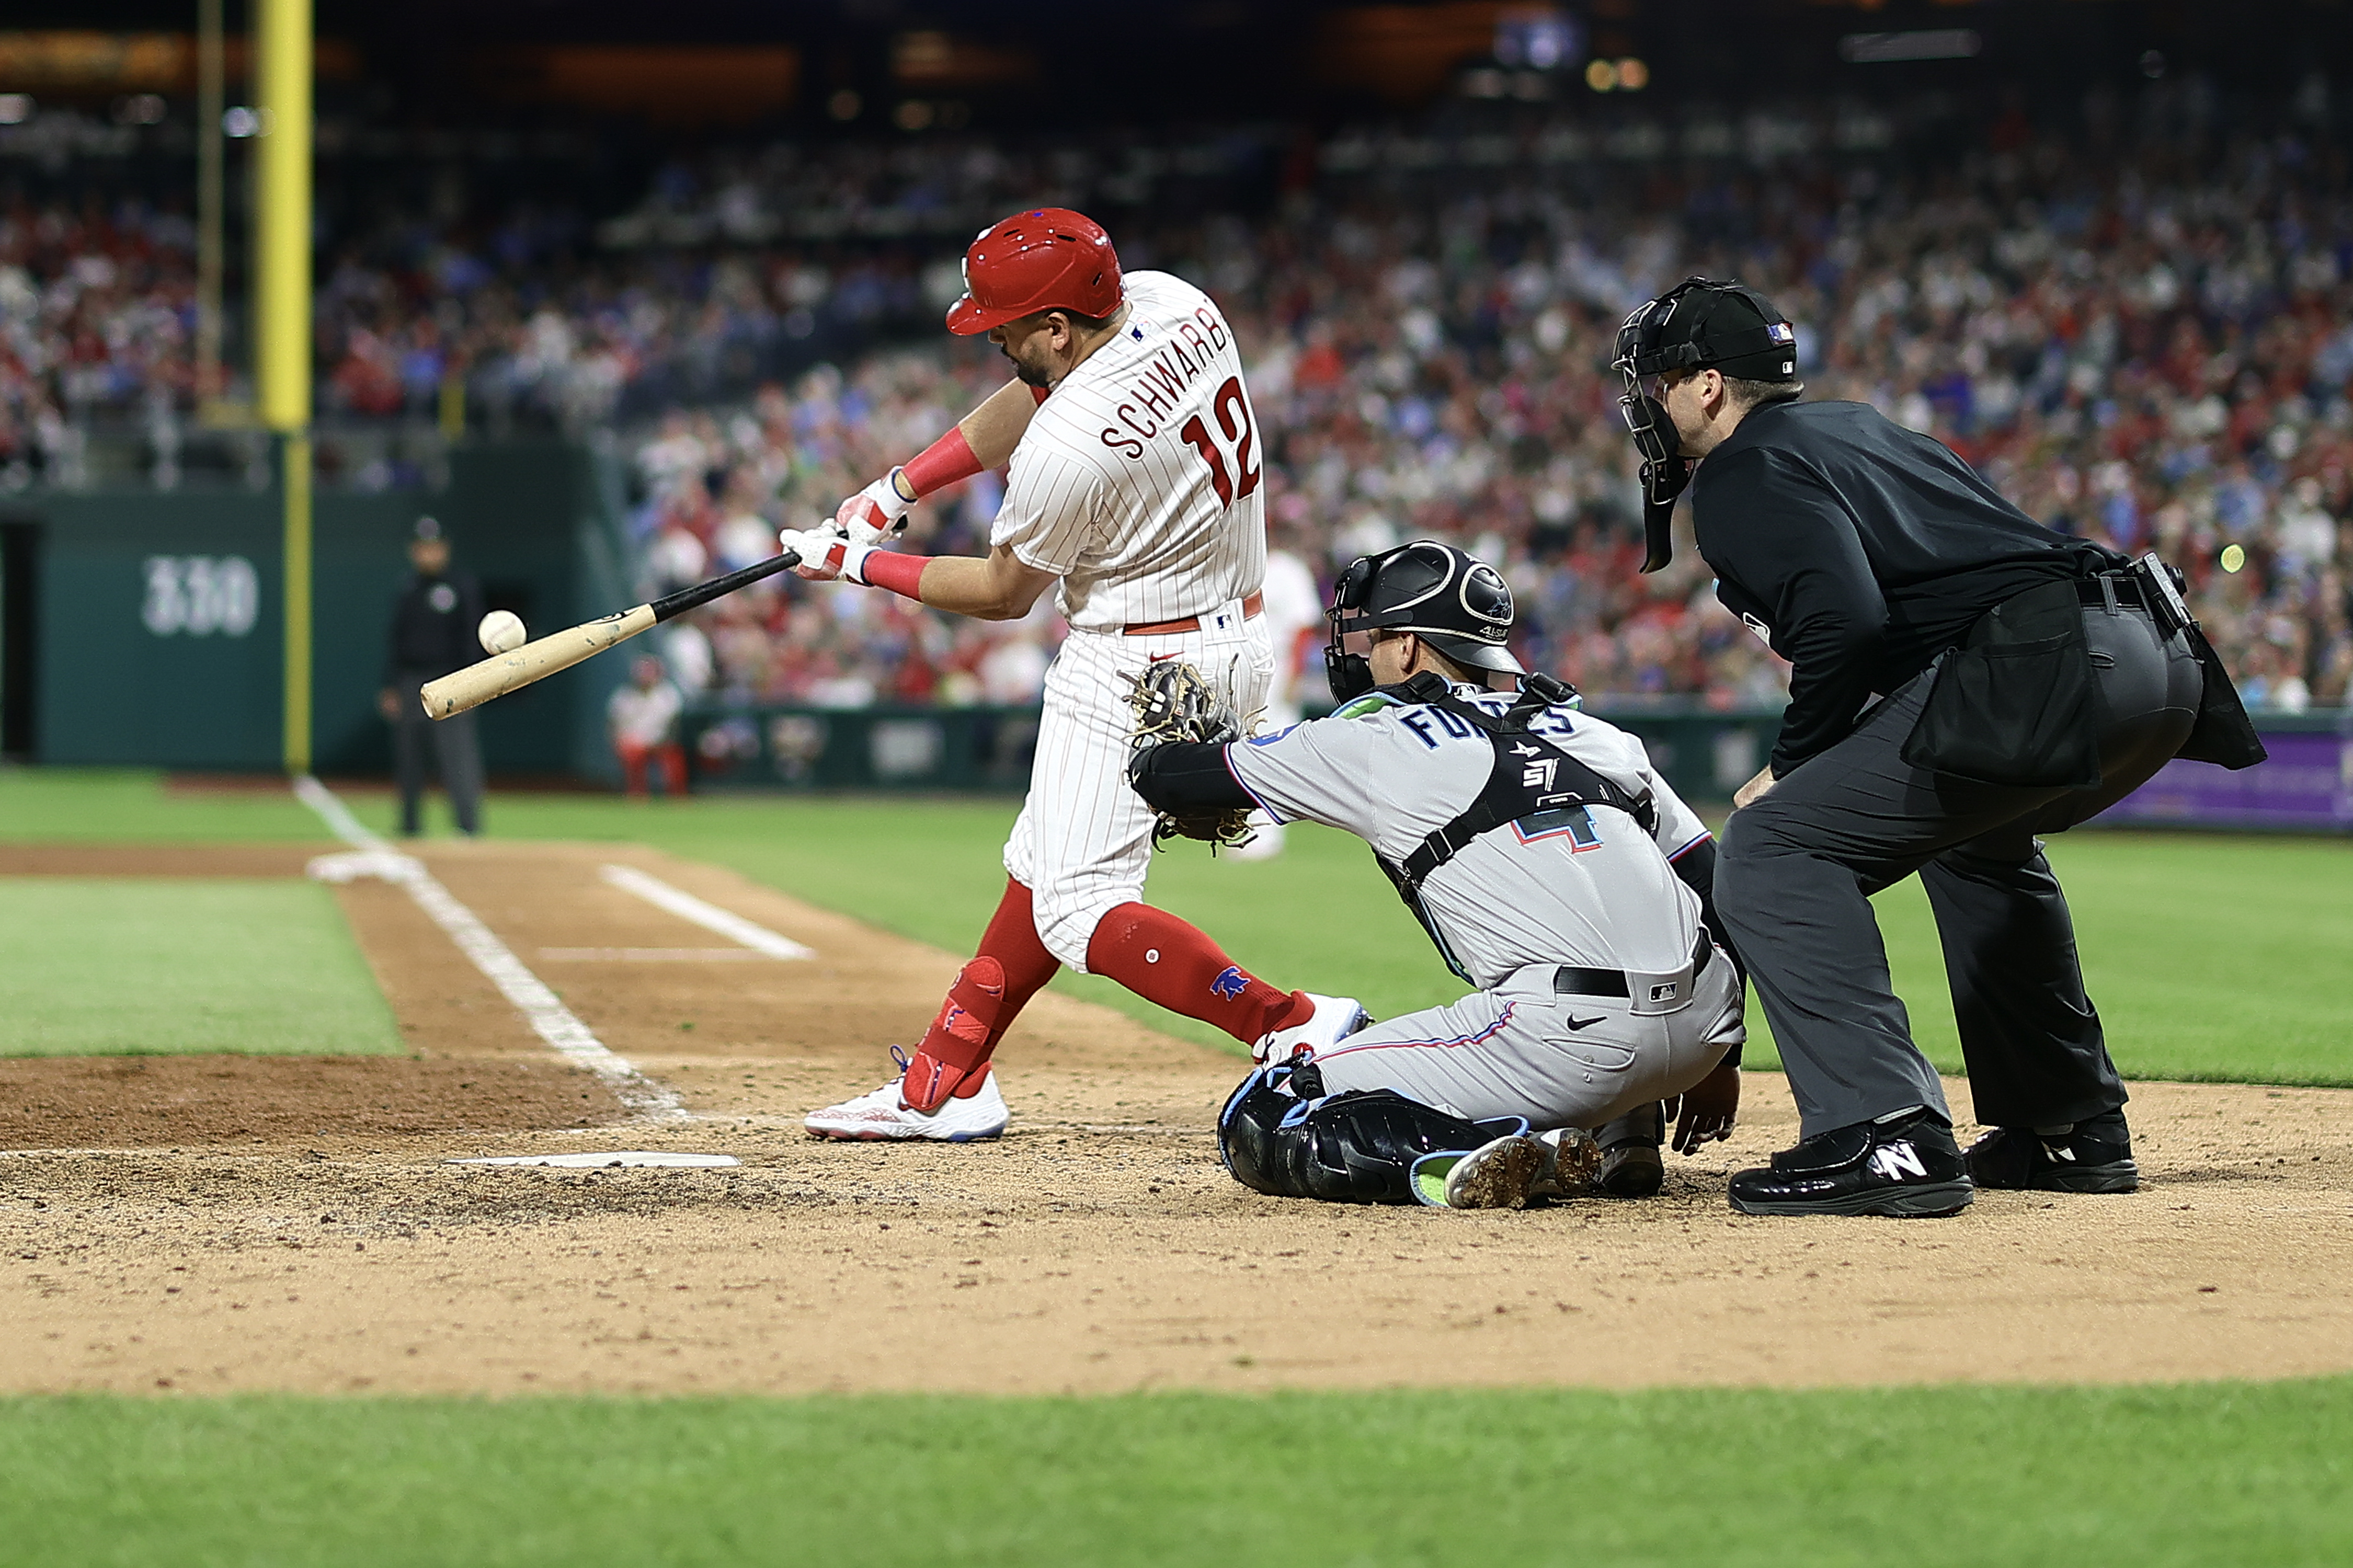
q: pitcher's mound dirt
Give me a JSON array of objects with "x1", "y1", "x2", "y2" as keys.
[{"x1": 1, "y1": 839, "x2": 2347, "y2": 1398}]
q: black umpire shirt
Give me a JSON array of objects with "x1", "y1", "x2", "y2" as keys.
[
  {"x1": 1690, "y1": 398, "x2": 2121, "y2": 775},
  {"x1": 386, "y1": 569, "x2": 486, "y2": 684}
]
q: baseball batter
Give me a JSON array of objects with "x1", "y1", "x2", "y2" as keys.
[
  {"x1": 1127, "y1": 543, "x2": 1747, "y2": 1208},
  {"x1": 784, "y1": 209, "x2": 1363, "y2": 1140}
]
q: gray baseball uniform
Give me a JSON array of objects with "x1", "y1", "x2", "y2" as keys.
[{"x1": 1225, "y1": 682, "x2": 1743, "y2": 1129}]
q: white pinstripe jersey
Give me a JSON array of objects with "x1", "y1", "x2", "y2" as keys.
[
  {"x1": 1227, "y1": 685, "x2": 1715, "y2": 986},
  {"x1": 990, "y1": 270, "x2": 1267, "y2": 632}
]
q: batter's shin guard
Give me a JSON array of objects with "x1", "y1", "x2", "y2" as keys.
[{"x1": 900, "y1": 958, "x2": 1007, "y2": 1113}]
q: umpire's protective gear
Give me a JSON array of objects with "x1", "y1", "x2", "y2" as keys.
[
  {"x1": 1613, "y1": 277, "x2": 1800, "y2": 572},
  {"x1": 1325, "y1": 540, "x2": 1524, "y2": 701},
  {"x1": 1218, "y1": 1060, "x2": 1526, "y2": 1204}
]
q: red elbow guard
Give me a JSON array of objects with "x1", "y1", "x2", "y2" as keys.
[{"x1": 899, "y1": 426, "x2": 984, "y2": 499}]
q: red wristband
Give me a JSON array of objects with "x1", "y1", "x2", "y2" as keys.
[
  {"x1": 899, "y1": 426, "x2": 983, "y2": 499},
  {"x1": 861, "y1": 550, "x2": 930, "y2": 600}
]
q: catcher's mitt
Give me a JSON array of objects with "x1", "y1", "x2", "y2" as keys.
[{"x1": 1125, "y1": 660, "x2": 1255, "y2": 851}]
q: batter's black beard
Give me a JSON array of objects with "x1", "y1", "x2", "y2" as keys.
[{"x1": 1010, "y1": 357, "x2": 1054, "y2": 389}]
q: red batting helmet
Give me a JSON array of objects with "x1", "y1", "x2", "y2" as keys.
[{"x1": 944, "y1": 208, "x2": 1124, "y2": 336}]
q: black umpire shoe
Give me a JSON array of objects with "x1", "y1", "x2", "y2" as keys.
[
  {"x1": 1964, "y1": 1110, "x2": 2139, "y2": 1194},
  {"x1": 1728, "y1": 1110, "x2": 1974, "y2": 1218}
]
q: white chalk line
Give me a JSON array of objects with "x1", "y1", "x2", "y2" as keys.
[
  {"x1": 597, "y1": 863, "x2": 816, "y2": 959},
  {"x1": 451, "y1": 1151, "x2": 740, "y2": 1169},
  {"x1": 538, "y1": 947, "x2": 779, "y2": 963},
  {"x1": 293, "y1": 777, "x2": 684, "y2": 1120},
  {"x1": 707, "y1": 1111, "x2": 1213, "y2": 1137}
]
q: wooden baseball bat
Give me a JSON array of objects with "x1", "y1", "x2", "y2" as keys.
[{"x1": 419, "y1": 548, "x2": 803, "y2": 720}]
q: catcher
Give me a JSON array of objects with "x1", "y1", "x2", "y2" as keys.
[{"x1": 1126, "y1": 542, "x2": 1747, "y2": 1209}]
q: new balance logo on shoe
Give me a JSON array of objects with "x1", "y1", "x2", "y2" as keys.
[
  {"x1": 2042, "y1": 1141, "x2": 2078, "y2": 1162},
  {"x1": 1868, "y1": 1142, "x2": 1929, "y2": 1182}
]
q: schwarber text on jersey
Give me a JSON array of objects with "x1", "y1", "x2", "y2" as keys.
[{"x1": 1099, "y1": 297, "x2": 1254, "y2": 505}]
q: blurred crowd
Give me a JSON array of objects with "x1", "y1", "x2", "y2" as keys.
[
  {"x1": 8, "y1": 81, "x2": 2352, "y2": 708},
  {"x1": 620, "y1": 100, "x2": 2353, "y2": 711}
]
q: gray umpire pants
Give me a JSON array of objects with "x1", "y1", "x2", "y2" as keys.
[
  {"x1": 393, "y1": 670, "x2": 484, "y2": 837},
  {"x1": 1716, "y1": 602, "x2": 2202, "y2": 1139}
]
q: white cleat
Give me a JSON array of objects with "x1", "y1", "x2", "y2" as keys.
[
  {"x1": 1251, "y1": 992, "x2": 1372, "y2": 1066},
  {"x1": 1412, "y1": 1134, "x2": 1544, "y2": 1209},
  {"x1": 1410, "y1": 1127, "x2": 1602, "y2": 1210},
  {"x1": 804, "y1": 1062, "x2": 1010, "y2": 1142},
  {"x1": 1530, "y1": 1126, "x2": 1603, "y2": 1198}
]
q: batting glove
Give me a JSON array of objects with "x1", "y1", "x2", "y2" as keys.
[
  {"x1": 833, "y1": 470, "x2": 917, "y2": 540},
  {"x1": 778, "y1": 527, "x2": 875, "y2": 586}
]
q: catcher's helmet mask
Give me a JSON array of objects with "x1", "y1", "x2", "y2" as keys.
[
  {"x1": 1325, "y1": 540, "x2": 1525, "y2": 702},
  {"x1": 1612, "y1": 276, "x2": 1799, "y2": 573}
]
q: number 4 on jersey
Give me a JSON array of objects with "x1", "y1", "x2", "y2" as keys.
[{"x1": 1180, "y1": 375, "x2": 1261, "y2": 509}]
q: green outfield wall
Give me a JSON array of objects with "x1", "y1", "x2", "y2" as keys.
[{"x1": 2, "y1": 440, "x2": 634, "y2": 779}]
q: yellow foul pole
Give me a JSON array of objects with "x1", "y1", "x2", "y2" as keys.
[{"x1": 257, "y1": 0, "x2": 313, "y2": 773}]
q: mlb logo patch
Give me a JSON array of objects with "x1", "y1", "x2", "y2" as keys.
[
  {"x1": 1648, "y1": 982, "x2": 1678, "y2": 1003},
  {"x1": 1767, "y1": 323, "x2": 1795, "y2": 344}
]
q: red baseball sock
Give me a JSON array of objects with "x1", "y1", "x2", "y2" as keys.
[
  {"x1": 900, "y1": 879, "x2": 1060, "y2": 1112},
  {"x1": 1084, "y1": 902, "x2": 1311, "y2": 1045},
  {"x1": 975, "y1": 878, "x2": 1060, "y2": 1046}
]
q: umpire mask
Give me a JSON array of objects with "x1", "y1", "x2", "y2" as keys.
[
  {"x1": 1325, "y1": 540, "x2": 1525, "y2": 702},
  {"x1": 1612, "y1": 277, "x2": 1799, "y2": 572}
]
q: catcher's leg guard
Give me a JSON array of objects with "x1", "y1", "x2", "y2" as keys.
[
  {"x1": 900, "y1": 958, "x2": 1007, "y2": 1113},
  {"x1": 1217, "y1": 1061, "x2": 1528, "y2": 1204}
]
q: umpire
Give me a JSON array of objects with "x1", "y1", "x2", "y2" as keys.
[
  {"x1": 1609, "y1": 277, "x2": 2263, "y2": 1218},
  {"x1": 378, "y1": 516, "x2": 486, "y2": 837}
]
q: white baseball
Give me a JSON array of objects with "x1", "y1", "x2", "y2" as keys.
[{"x1": 478, "y1": 609, "x2": 527, "y2": 654}]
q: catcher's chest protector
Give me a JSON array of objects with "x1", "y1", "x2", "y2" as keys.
[{"x1": 1373, "y1": 676, "x2": 1659, "y2": 980}]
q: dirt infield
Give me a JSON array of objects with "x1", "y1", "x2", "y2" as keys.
[{"x1": 1, "y1": 839, "x2": 2348, "y2": 1397}]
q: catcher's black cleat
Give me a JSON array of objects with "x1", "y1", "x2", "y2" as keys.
[
  {"x1": 1964, "y1": 1111, "x2": 2139, "y2": 1194},
  {"x1": 1594, "y1": 1102, "x2": 1665, "y2": 1198},
  {"x1": 1729, "y1": 1109, "x2": 1973, "y2": 1218}
]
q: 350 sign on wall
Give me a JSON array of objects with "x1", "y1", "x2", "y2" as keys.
[{"x1": 142, "y1": 555, "x2": 260, "y2": 638}]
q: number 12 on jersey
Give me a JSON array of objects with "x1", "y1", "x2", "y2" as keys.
[{"x1": 1180, "y1": 375, "x2": 1261, "y2": 509}]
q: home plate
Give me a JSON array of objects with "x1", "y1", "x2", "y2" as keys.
[{"x1": 451, "y1": 1151, "x2": 742, "y2": 1169}]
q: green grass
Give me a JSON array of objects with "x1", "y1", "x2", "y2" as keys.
[
  {"x1": 2, "y1": 773, "x2": 2347, "y2": 1555},
  {"x1": 5, "y1": 1381, "x2": 2349, "y2": 1566},
  {"x1": 0, "y1": 768, "x2": 327, "y2": 842},
  {"x1": 0, "y1": 878, "x2": 404, "y2": 1057},
  {"x1": 473, "y1": 792, "x2": 2353, "y2": 1087},
  {"x1": 5, "y1": 770, "x2": 2348, "y2": 1084}
]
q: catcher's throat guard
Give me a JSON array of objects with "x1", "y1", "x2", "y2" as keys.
[{"x1": 1612, "y1": 276, "x2": 1800, "y2": 573}]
